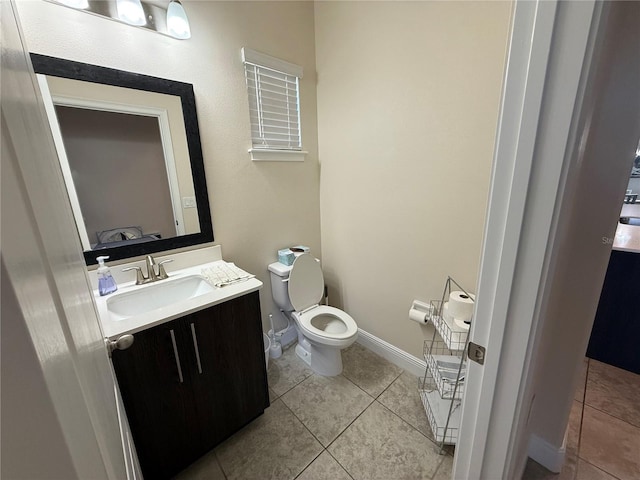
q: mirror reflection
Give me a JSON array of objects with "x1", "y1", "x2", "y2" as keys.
[
  {"x1": 31, "y1": 54, "x2": 213, "y2": 264},
  {"x1": 625, "y1": 148, "x2": 640, "y2": 204}
]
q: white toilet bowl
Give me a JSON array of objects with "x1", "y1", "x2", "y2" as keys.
[
  {"x1": 293, "y1": 305, "x2": 358, "y2": 376},
  {"x1": 268, "y1": 253, "x2": 358, "y2": 376}
]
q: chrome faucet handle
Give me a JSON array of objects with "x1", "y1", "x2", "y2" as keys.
[
  {"x1": 157, "y1": 259, "x2": 173, "y2": 280},
  {"x1": 145, "y1": 255, "x2": 158, "y2": 280},
  {"x1": 122, "y1": 266, "x2": 148, "y2": 285}
]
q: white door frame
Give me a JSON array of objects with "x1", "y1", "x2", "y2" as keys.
[
  {"x1": 453, "y1": 2, "x2": 559, "y2": 475},
  {"x1": 454, "y1": 0, "x2": 603, "y2": 478}
]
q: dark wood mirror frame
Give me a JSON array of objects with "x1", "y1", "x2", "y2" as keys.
[{"x1": 30, "y1": 53, "x2": 214, "y2": 265}]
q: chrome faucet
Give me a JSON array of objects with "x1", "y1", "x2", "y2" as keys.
[{"x1": 123, "y1": 255, "x2": 173, "y2": 285}]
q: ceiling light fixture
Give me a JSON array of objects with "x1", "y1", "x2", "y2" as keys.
[
  {"x1": 116, "y1": 0, "x2": 146, "y2": 26},
  {"x1": 50, "y1": 0, "x2": 191, "y2": 39},
  {"x1": 166, "y1": 0, "x2": 191, "y2": 40},
  {"x1": 56, "y1": 0, "x2": 89, "y2": 8}
]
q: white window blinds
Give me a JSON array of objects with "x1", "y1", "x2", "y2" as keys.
[{"x1": 242, "y1": 48, "x2": 303, "y2": 152}]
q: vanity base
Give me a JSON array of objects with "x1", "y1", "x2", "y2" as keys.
[
  {"x1": 587, "y1": 250, "x2": 640, "y2": 374},
  {"x1": 112, "y1": 291, "x2": 269, "y2": 479}
]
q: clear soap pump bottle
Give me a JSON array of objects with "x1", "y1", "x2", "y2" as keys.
[{"x1": 97, "y1": 256, "x2": 118, "y2": 296}]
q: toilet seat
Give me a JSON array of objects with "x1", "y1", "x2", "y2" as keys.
[
  {"x1": 288, "y1": 254, "x2": 358, "y2": 347},
  {"x1": 294, "y1": 305, "x2": 358, "y2": 347},
  {"x1": 288, "y1": 253, "x2": 325, "y2": 312}
]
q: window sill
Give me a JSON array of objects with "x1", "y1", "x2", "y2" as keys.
[{"x1": 249, "y1": 149, "x2": 307, "y2": 162}]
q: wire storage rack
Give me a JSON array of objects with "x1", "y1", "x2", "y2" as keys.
[
  {"x1": 423, "y1": 339, "x2": 466, "y2": 400},
  {"x1": 419, "y1": 371, "x2": 462, "y2": 445},
  {"x1": 418, "y1": 276, "x2": 474, "y2": 451}
]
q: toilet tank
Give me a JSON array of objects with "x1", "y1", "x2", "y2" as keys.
[{"x1": 268, "y1": 261, "x2": 293, "y2": 311}]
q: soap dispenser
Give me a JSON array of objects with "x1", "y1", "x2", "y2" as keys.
[{"x1": 97, "y1": 256, "x2": 118, "y2": 296}]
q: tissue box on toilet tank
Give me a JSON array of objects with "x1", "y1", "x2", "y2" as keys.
[{"x1": 278, "y1": 248, "x2": 295, "y2": 266}]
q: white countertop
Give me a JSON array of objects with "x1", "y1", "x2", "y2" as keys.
[
  {"x1": 613, "y1": 204, "x2": 640, "y2": 253},
  {"x1": 93, "y1": 249, "x2": 262, "y2": 339}
]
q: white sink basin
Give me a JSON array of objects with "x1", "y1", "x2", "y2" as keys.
[{"x1": 106, "y1": 275, "x2": 214, "y2": 320}]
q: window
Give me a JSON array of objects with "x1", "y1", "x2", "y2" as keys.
[{"x1": 242, "y1": 48, "x2": 306, "y2": 161}]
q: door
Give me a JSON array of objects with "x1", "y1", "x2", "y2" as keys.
[
  {"x1": 188, "y1": 292, "x2": 269, "y2": 449},
  {"x1": 112, "y1": 319, "x2": 202, "y2": 479},
  {"x1": 1, "y1": 1, "x2": 129, "y2": 478},
  {"x1": 454, "y1": 1, "x2": 640, "y2": 478}
]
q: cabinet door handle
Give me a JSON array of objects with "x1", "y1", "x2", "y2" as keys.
[
  {"x1": 169, "y1": 329, "x2": 184, "y2": 383},
  {"x1": 190, "y1": 323, "x2": 203, "y2": 374}
]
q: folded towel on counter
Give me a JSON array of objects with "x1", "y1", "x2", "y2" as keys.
[{"x1": 201, "y1": 262, "x2": 255, "y2": 287}]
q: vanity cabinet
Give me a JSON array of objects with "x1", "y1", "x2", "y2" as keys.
[
  {"x1": 587, "y1": 250, "x2": 640, "y2": 374},
  {"x1": 111, "y1": 291, "x2": 269, "y2": 479}
]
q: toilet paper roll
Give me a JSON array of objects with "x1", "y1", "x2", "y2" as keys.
[
  {"x1": 454, "y1": 318, "x2": 471, "y2": 331},
  {"x1": 443, "y1": 301, "x2": 454, "y2": 322},
  {"x1": 448, "y1": 291, "x2": 475, "y2": 323},
  {"x1": 409, "y1": 308, "x2": 428, "y2": 324}
]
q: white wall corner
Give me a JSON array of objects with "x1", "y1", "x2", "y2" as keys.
[
  {"x1": 527, "y1": 433, "x2": 566, "y2": 473},
  {"x1": 356, "y1": 328, "x2": 426, "y2": 377}
]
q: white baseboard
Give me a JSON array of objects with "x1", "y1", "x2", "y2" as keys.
[
  {"x1": 356, "y1": 328, "x2": 426, "y2": 377},
  {"x1": 527, "y1": 433, "x2": 566, "y2": 473}
]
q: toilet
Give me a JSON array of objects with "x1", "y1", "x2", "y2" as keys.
[{"x1": 268, "y1": 253, "x2": 358, "y2": 376}]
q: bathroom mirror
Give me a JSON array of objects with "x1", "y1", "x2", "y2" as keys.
[{"x1": 31, "y1": 53, "x2": 213, "y2": 265}]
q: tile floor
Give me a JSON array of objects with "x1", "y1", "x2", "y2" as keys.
[
  {"x1": 523, "y1": 358, "x2": 640, "y2": 480},
  {"x1": 174, "y1": 345, "x2": 640, "y2": 480},
  {"x1": 175, "y1": 343, "x2": 453, "y2": 480}
]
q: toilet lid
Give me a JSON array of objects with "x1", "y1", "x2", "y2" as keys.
[{"x1": 288, "y1": 253, "x2": 324, "y2": 311}]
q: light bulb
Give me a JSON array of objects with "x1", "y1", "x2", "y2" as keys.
[
  {"x1": 167, "y1": 0, "x2": 191, "y2": 39},
  {"x1": 116, "y1": 0, "x2": 146, "y2": 26},
  {"x1": 57, "y1": 0, "x2": 89, "y2": 8}
]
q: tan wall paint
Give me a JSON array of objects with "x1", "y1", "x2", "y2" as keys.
[
  {"x1": 17, "y1": 0, "x2": 321, "y2": 331},
  {"x1": 315, "y1": 1, "x2": 511, "y2": 357}
]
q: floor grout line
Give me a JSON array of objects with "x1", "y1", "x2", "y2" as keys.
[
  {"x1": 278, "y1": 393, "x2": 328, "y2": 449},
  {"x1": 581, "y1": 402, "x2": 640, "y2": 430},
  {"x1": 291, "y1": 448, "x2": 325, "y2": 480},
  {"x1": 325, "y1": 449, "x2": 357, "y2": 480},
  {"x1": 340, "y1": 371, "x2": 381, "y2": 401},
  {"x1": 373, "y1": 368, "x2": 404, "y2": 400},
  {"x1": 280, "y1": 373, "x2": 378, "y2": 480},
  {"x1": 578, "y1": 457, "x2": 624, "y2": 480},
  {"x1": 572, "y1": 358, "x2": 589, "y2": 480},
  {"x1": 262, "y1": 345, "x2": 453, "y2": 479},
  {"x1": 374, "y1": 398, "x2": 446, "y2": 452},
  {"x1": 212, "y1": 450, "x2": 228, "y2": 480},
  {"x1": 428, "y1": 454, "x2": 448, "y2": 480},
  {"x1": 323, "y1": 397, "x2": 378, "y2": 451},
  {"x1": 573, "y1": 357, "x2": 640, "y2": 480},
  {"x1": 276, "y1": 372, "x2": 378, "y2": 450}
]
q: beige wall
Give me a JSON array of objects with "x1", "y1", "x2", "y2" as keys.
[
  {"x1": 315, "y1": 1, "x2": 511, "y2": 357},
  {"x1": 17, "y1": 0, "x2": 321, "y2": 331},
  {"x1": 18, "y1": 1, "x2": 511, "y2": 351}
]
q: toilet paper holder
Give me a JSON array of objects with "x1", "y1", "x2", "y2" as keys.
[
  {"x1": 409, "y1": 300, "x2": 433, "y2": 324},
  {"x1": 411, "y1": 300, "x2": 432, "y2": 315}
]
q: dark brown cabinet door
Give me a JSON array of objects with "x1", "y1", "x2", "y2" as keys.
[
  {"x1": 111, "y1": 319, "x2": 202, "y2": 480},
  {"x1": 185, "y1": 291, "x2": 269, "y2": 449},
  {"x1": 112, "y1": 292, "x2": 269, "y2": 479}
]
